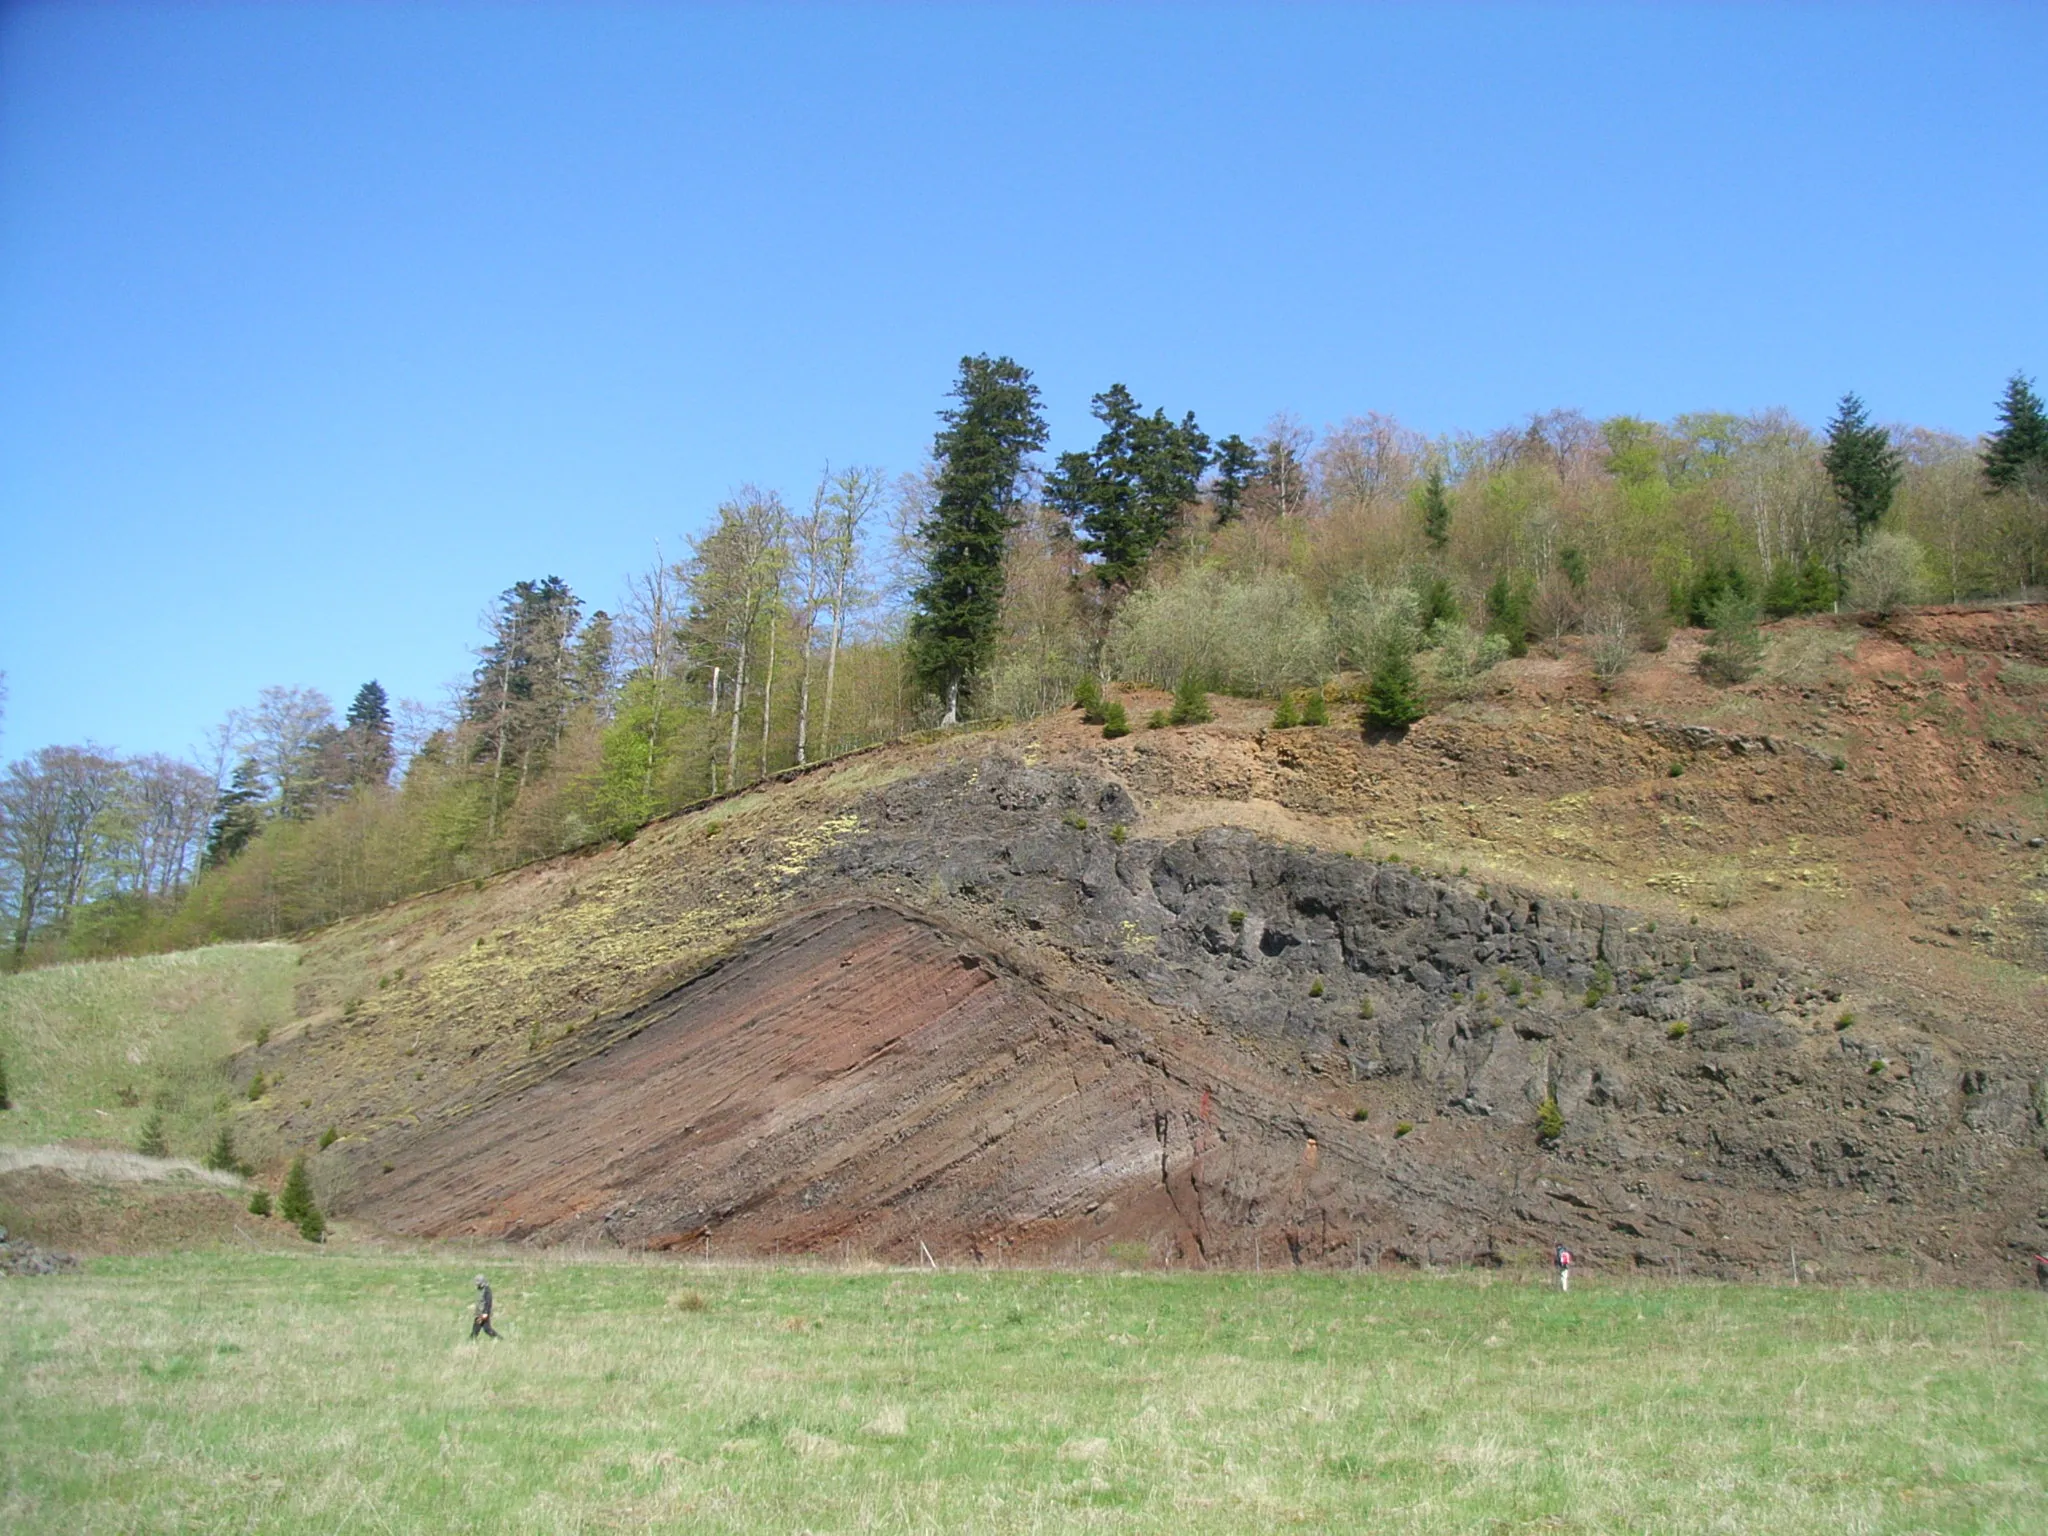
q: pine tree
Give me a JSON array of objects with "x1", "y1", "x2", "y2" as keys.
[
  {"x1": 909, "y1": 356, "x2": 1048, "y2": 724},
  {"x1": 248, "y1": 1187, "x2": 272, "y2": 1217},
  {"x1": 136, "y1": 1112, "x2": 168, "y2": 1158},
  {"x1": 1302, "y1": 689, "x2": 1329, "y2": 727},
  {"x1": 1046, "y1": 384, "x2": 1210, "y2": 590},
  {"x1": 1419, "y1": 463, "x2": 1452, "y2": 554},
  {"x1": 1982, "y1": 372, "x2": 2048, "y2": 492},
  {"x1": 1209, "y1": 434, "x2": 1259, "y2": 525},
  {"x1": 1074, "y1": 675, "x2": 1107, "y2": 725},
  {"x1": 1484, "y1": 572, "x2": 1534, "y2": 657},
  {"x1": 338, "y1": 681, "x2": 395, "y2": 789},
  {"x1": 279, "y1": 1154, "x2": 323, "y2": 1241},
  {"x1": 1168, "y1": 673, "x2": 1214, "y2": 726},
  {"x1": 1270, "y1": 693, "x2": 1298, "y2": 730},
  {"x1": 1362, "y1": 647, "x2": 1428, "y2": 732},
  {"x1": 1822, "y1": 392, "x2": 1903, "y2": 543},
  {"x1": 203, "y1": 1125, "x2": 243, "y2": 1174},
  {"x1": 201, "y1": 759, "x2": 265, "y2": 868},
  {"x1": 1101, "y1": 700, "x2": 1130, "y2": 740}
]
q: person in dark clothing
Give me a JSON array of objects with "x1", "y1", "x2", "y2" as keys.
[
  {"x1": 2033, "y1": 1254, "x2": 2048, "y2": 1291},
  {"x1": 471, "y1": 1274, "x2": 500, "y2": 1339}
]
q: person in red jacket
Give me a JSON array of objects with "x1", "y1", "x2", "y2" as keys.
[{"x1": 1554, "y1": 1243, "x2": 1574, "y2": 1292}]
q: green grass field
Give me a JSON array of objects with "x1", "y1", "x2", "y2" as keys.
[
  {"x1": 4, "y1": 1251, "x2": 2042, "y2": 1534},
  {"x1": 0, "y1": 944, "x2": 297, "y2": 1154}
]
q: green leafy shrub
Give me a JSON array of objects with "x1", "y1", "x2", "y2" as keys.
[
  {"x1": 1301, "y1": 689, "x2": 1328, "y2": 726},
  {"x1": 1351, "y1": 1107, "x2": 1369, "y2": 1122},
  {"x1": 1308, "y1": 978, "x2": 1324, "y2": 998},
  {"x1": 1109, "y1": 823, "x2": 1128, "y2": 845},
  {"x1": 136, "y1": 1112, "x2": 169, "y2": 1159},
  {"x1": 318, "y1": 1125, "x2": 338, "y2": 1150},
  {"x1": 1667, "y1": 1021, "x2": 1690, "y2": 1039},
  {"x1": 246, "y1": 1071, "x2": 266, "y2": 1101},
  {"x1": 1101, "y1": 700, "x2": 1130, "y2": 739},
  {"x1": 1536, "y1": 1096, "x2": 1566, "y2": 1143},
  {"x1": 1146, "y1": 709, "x2": 1169, "y2": 729},
  {"x1": 1393, "y1": 1121, "x2": 1413, "y2": 1138},
  {"x1": 248, "y1": 1188, "x2": 272, "y2": 1217},
  {"x1": 1271, "y1": 692, "x2": 1299, "y2": 729},
  {"x1": 1835, "y1": 1011, "x2": 1856, "y2": 1030},
  {"x1": 1584, "y1": 962, "x2": 1614, "y2": 1008},
  {"x1": 1358, "y1": 998, "x2": 1375, "y2": 1019},
  {"x1": 1062, "y1": 811, "x2": 1088, "y2": 831},
  {"x1": 1228, "y1": 910, "x2": 1246, "y2": 928}
]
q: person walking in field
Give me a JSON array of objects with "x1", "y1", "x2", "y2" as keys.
[
  {"x1": 471, "y1": 1274, "x2": 501, "y2": 1339},
  {"x1": 1554, "y1": 1243, "x2": 1573, "y2": 1292}
]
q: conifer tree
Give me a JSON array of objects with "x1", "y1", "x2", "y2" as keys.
[
  {"x1": 137, "y1": 1112, "x2": 168, "y2": 1158},
  {"x1": 1302, "y1": 689, "x2": 1329, "y2": 727},
  {"x1": 338, "y1": 681, "x2": 395, "y2": 789},
  {"x1": 1270, "y1": 692, "x2": 1298, "y2": 730},
  {"x1": 1982, "y1": 372, "x2": 2048, "y2": 491},
  {"x1": 1046, "y1": 383, "x2": 1210, "y2": 590},
  {"x1": 248, "y1": 1188, "x2": 272, "y2": 1217},
  {"x1": 1362, "y1": 647, "x2": 1427, "y2": 732},
  {"x1": 1419, "y1": 463, "x2": 1452, "y2": 554},
  {"x1": 1210, "y1": 434, "x2": 1259, "y2": 526},
  {"x1": 201, "y1": 759, "x2": 265, "y2": 868},
  {"x1": 1822, "y1": 392, "x2": 1903, "y2": 542},
  {"x1": 279, "y1": 1154, "x2": 323, "y2": 1241},
  {"x1": 1100, "y1": 700, "x2": 1130, "y2": 740},
  {"x1": 1168, "y1": 672, "x2": 1214, "y2": 726},
  {"x1": 203, "y1": 1125, "x2": 243, "y2": 1174},
  {"x1": 909, "y1": 355, "x2": 1047, "y2": 724}
]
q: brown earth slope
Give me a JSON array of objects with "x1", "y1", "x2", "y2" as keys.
[{"x1": 240, "y1": 609, "x2": 2048, "y2": 1284}]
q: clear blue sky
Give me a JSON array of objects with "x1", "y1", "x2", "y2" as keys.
[{"x1": 3, "y1": 2, "x2": 2043, "y2": 762}]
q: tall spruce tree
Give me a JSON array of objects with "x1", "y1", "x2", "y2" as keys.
[
  {"x1": 338, "y1": 681, "x2": 395, "y2": 789},
  {"x1": 1822, "y1": 392, "x2": 1903, "y2": 543},
  {"x1": 201, "y1": 760, "x2": 265, "y2": 868},
  {"x1": 467, "y1": 577, "x2": 582, "y2": 836},
  {"x1": 1210, "y1": 434, "x2": 1259, "y2": 526},
  {"x1": 909, "y1": 355, "x2": 1047, "y2": 725},
  {"x1": 1045, "y1": 384, "x2": 1210, "y2": 590},
  {"x1": 1419, "y1": 463, "x2": 1452, "y2": 554},
  {"x1": 1982, "y1": 372, "x2": 2048, "y2": 491}
]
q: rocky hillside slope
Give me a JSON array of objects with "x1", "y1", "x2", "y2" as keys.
[{"x1": 243, "y1": 608, "x2": 2048, "y2": 1283}]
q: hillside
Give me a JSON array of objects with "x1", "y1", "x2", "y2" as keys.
[{"x1": 148, "y1": 609, "x2": 2048, "y2": 1282}]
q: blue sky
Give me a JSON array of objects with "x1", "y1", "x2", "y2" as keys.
[{"x1": 3, "y1": 2, "x2": 2043, "y2": 762}]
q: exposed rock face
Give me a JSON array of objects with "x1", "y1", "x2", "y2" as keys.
[
  {"x1": 346, "y1": 749, "x2": 2048, "y2": 1285},
  {"x1": 0, "y1": 1228, "x2": 80, "y2": 1277}
]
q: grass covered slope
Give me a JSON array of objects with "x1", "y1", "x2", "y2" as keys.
[
  {"x1": 3, "y1": 1253, "x2": 2043, "y2": 1534},
  {"x1": 0, "y1": 945, "x2": 297, "y2": 1154}
]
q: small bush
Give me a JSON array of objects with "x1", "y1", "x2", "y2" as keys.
[
  {"x1": 1844, "y1": 531, "x2": 1928, "y2": 618},
  {"x1": 1101, "y1": 700, "x2": 1130, "y2": 739},
  {"x1": 254, "y1": 1024, "x2": 270, "y2": 1047},
  {"x1": 136, "y1": 1113, "x2": 169, "y2": 1159},
  {"x1": 1271, "y1": 692, "x2": 1299, "y2": 729},
  {"x1": 1393, "y1": 1121, "x2": 1414, "y2": 1138},
  {"x1": 1301, "y1": 689, "x2": 1329, "y2": 726},
  {"x1": 1536, "y1": 1095, "x2": 1566, "y2": 1143},
  {"x1": 1074, "y1": 675, "x2": 1107, "y2": 725},
  {"x1": 1835, "y1": 1010, "x2": 1856, "y2": 1030},
  {"x1": 1583, "y1": 962, "x2": 1614, "y2": 1008},
  {"x1": 1351, "y1": 1107, "x2": 1369, "y2": 1122},
  {"x1": 1109, "y1": 823, "x2": 1128, "y2": 845},
  {"x1": 246, "y1": 1071, "x2": 266, "y2": 1102},
  {"x1": 1667, "y1": 761, "x2": 1685, "y2": 777},
  {"x1": 1146, "y1": 709, "x2": 1169, "y2": 730},
  {"x1": 1228, "y1": 910, "x2": 1246, "y2": 928},
  {"x1": 1308, "y1": 978, "x2": 1325, "y2": 998},
  {"x1": 1867, "y1": 1058, "x2": 1888, "y2": 1076},
  {"x1": 1667, "y1": 1021, "x2": 1690, "y2": 1040},
  {"x1": 248, "y1": 1189, "x2": 273, "y2": 1217},
  {"x1": 1168, "y1": 672, "x2": 1214, "y2": 726},
  {"x1": 318, "y1": 1125, "x2": 338, "y2": 1150},
  {"x1": 203, "y1": 1126, "x2": 244, "y2": 1175},
  {"x1": 1699, "y1": 590, "x2": 1763, "y2": 685},
  {"x1": 1830, "y1": 754, "x2": 1847, "y2": 773},
  {"x1": 1062, "y1": 811, "x2": 1088, "y2": 831},
  {"x1": 669, "y1": 1290, "x2": 709, "y2": 1313},
  {"x1": 341, "y1": 998, "x2": 362, "y2": 1022},
  {"x1": 1358, "y1": 998, "x2": 1375, "y2": 1019}
]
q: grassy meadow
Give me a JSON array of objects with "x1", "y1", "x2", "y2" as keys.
[
  {"x1": 0, "y1": 944, "x2": 297, "y2": 1155},
  {"x1": 3, "y1": 1250, "x2": 2042, "y2": 1534}
]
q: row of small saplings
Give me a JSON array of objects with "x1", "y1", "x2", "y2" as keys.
[{"x1": 173, "y1": 1121, "x2": 332, "y2": 1242}]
